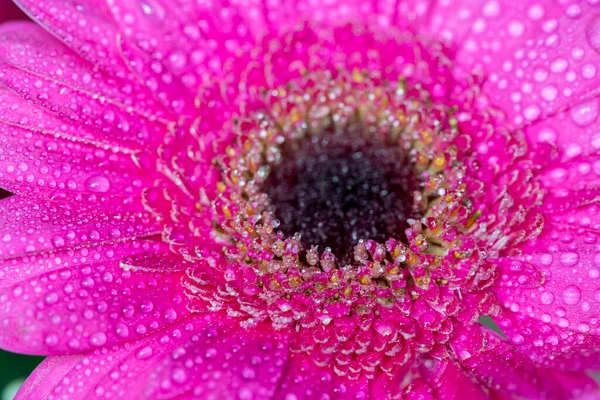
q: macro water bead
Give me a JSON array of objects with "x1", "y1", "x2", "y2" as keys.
[{"x1": 0, "y1": 0, "x2": 600, "y2": 399}]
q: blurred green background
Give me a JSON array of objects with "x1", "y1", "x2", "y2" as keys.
[{"x1": 0, "y1": 351, "x2": 43, "y2": 400}]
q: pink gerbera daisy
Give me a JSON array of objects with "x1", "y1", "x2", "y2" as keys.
[{"x1": 1, "y1": 0, "x2": 599, "y2": 398}]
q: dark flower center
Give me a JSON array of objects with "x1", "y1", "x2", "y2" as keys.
[{"x1": 264, "y1": 125, "x2": 417, "y2": 264}]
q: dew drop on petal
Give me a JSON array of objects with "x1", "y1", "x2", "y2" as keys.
[
  {"x1": 528, "y1": 5, "x2": 544, "y2": 20},
  {"x1": 137, "y1": 346, "x2": 154, "y2": 359},
  {"x1": 559, "y1": 252, "x2": 579, "y2": 267},
  {"x1": 541, "y1": 86, "x2": 558, "y2": 101},
  {"x1": 85, "y1": 176, "x2": 111, "y2": 193},
  {"x1": 205, "y1": 348, "x2": 217, "y2": 358},
  {"x1": 508, "y1": 21, "x2": 525, "y2": 37},
  {"x1": 45, "y1": 292, "x2": 59, "y2": 305},
  {"x1": 524, "y1": 105, "x2": 541, "y2": 120},
  {"x1": 562, "y1": 286, "x2": 581, "y2": 305},
  {"x1": 45, "y1": 333, "x2": 59, "y2": 347},
  {"x1": 585, "y1": 16, "x2": 600, "y2": 54},
  {"x1": 51, "y1": 235, "x2": 66, "y2": 248},
  {"x1": 540, "y1": 291, "x2": 555, "y2": 305},
  {"x1": 89, "y1": 331, "x2": 107, "y2": 346},
  {"x1": 570, "y1": 100, "x2": 598, "y2": 127},
  {"x1": 115, "y1": 323, "x2": 130, "y2": 338},
  {"x1": 171, "y1": 367, "x2": 188, "y2": 384}
]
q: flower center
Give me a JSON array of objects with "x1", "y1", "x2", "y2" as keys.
[{"x1": 264, "y1": 125, "x2": 416, "y2": 264}]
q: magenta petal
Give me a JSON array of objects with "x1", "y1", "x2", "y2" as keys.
[
  {"x1": 426, "y1": 0, "x2": 600, "y2": 130},
  {"x1": 259, "y1": 0, "x2": 433, "y2": 32},
  {"x1": 451, "y1": 324, "x2": 599, "y2": 399},
  {"x1": 14, "y1": 0, "x2": 129, "y2": 76},
  {"x1": 432, "y1": 361, "x2": 488, "y2": 400},
  {"x1": 372, "y1": 359, "x2": 488, "y2": 399},
  {"x1": 15, "y1": 356, "x2": 82, "y2": 400},
  {"x1": 16, "y1": 314, "x2": 289, "y2": 399},
  {"x1": 275, "y1": 353, "x2": 369, "y2": 399},
  {"x1": 492, "y1": 203, "x2": 600, "y2": 369},
  {"x1": 524, "y1": 98, "x2": 600, "y2": 159},
  {"x1": 0, "y1": 239, "x2": 191, "y2": 355},
  {"x1": 494, "y1": 229, "x2": 600, "y2": 336},
  {"x1": 0, "y1": 197, "x2": 159, "y2": 258},
  {"x1": 0, "y1": 100, "x2": 154, "y2": 201},
  {"x1": 107, "y1": 0, "x2": 260, "y2": 116},
  {"x1": 0, "y1": 24, "x2": 169, "y2": 150}
]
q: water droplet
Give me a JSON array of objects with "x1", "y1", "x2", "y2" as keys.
[
  {"x1": 164, "y1": 308, "x2": 177, "y2": 322},
  {"x1": 508, "y1": 21, "x2": 525, "y2": 37},
  {"x1": 541, "y1": 85, "x2": 558, "y2": 101},
  {"x1": 559, "y1": 252, "x2": 579, "y2": 267},
  {"x1": 85, "y1": 176, "x2": 111, "y2": 193},
  {"x1": 81, "y1": 277, "x2": 95, "y2": 288},
  {"x1": 528, "y1": 5, "x2": 544, "y2": 20},
  {"x1": 137, "y1": 346, "x2": 154, "y2": 359},
  {"x1": 570, "y1": 100, "x2": 598, "y2": 127},
  {"x1": 45, "y1": 333, "x2": 59, "y2": 347},
  {"x1": 102, "y1": 272, "x2": 114, "y2": 283},
  {"x1": 578, "y1": 323, "x2": 591, "y2": 333},
  {"x1": 482, "y1": 0, "x2": 500, "y2": 17},
  {"x1": 540, "y1": 291, "x2": 555, "y2": 305},
  {"x1": 582, "y1": 63, "x2": 597, "y2": 79},
  {"x1": 52, "y1": 235, "x2": 66, "y2": 248},
  {"x1": 89, "y1": 331, "x2": 107, "y2": 346},
  {"x1": 550, "y1": 58, "x2": 568, "y2": 73},
  {"x1": 140, "y1": 300, "x2": 154, "y2": 313},
  {"x1": 586, "y1": 16, "x2": 600, "y2": 54},
  {"x1": 512, "y1": 334, "x2": 524, "y2": 344},
  {"x1": 524, "y1": 105, "x2": 541, "y2": 120},
  {"x1": 171, "y1": 367, "x2": 188, "y2": 383},
  {"x1": 115, "y1": 323, "x2": 130, "y2": 338},
  {"x1": 205, "y1": 348, "x2": 217, "y2": 358},
  {"x1": 242, "y1": 366, "x2": 256, "y2": 380},
  {"x1": 562, "y1": 286, "x2": 581, "y2": 305}
]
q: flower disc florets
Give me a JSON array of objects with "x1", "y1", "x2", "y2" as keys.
[{"x1": 138, "y1": 24, "x2": 548, "y2": 381}]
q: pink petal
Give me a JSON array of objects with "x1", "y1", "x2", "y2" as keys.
[
  {"x1": 0, "y1": 23, "x2": 170, "y2": 151},
  {"x1": 0, "y1": 92, "x2": 156, "y2": 201},
  {"x1": 432, "y1": 361, "x2": 488, "y2": 400},
  {"x1": 11, "y1": 0, "x2": 437, "y2": 118},
  {"x1": 275, "y1": 353, "x2": 370, "y2": 399},
  {"x1": 107, "y1": 0, "x2": 261, "y2": 115},
  {"x1": 372, "y1": 359, "x2": 489, "y2": 399},
  {"x1": 492, "y1": 311, "x2": 600, "y2": 371},
  {"x1": 257, "y1": 0, "x2": 438, "y2": 32},
  {"x1": 14, "y1": 0, "x2": 129, "y2": 76},
  {"x1": 494, "y1": 228, "x2": 600, "y2": 336},
  {"x1": 451, "y1": 324, "x2": 599, "y2": 399},
  {"x1": 0, "y1": 197, "x2": 159, "y2": 258},
  {"x1": 0, "y1": 237, "x2": 191, "y2": 355},
  {"x1": 491, "y1": 213, "x2": 600, "y2": 370},
  {"x1": 475, "y1": 2, "x2": 600, "y2": 128},
  {"x1": 424, "y1": 0, "x2": 600, "y2": 152},
  {"x1": 16, "y1": 314, "x2": 290, "y2": 399},
  {"x1": 524, "y1": 98, "x2": 600, "y2": 160}
]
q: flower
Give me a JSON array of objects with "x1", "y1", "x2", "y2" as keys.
[{"x1": 0, "y1": 0, "x2": 600, "y2": 398}]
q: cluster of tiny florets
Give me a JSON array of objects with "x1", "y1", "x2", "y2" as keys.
[{"x1": 175, "y1": 69, "x2": 539, "y2": 378}]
